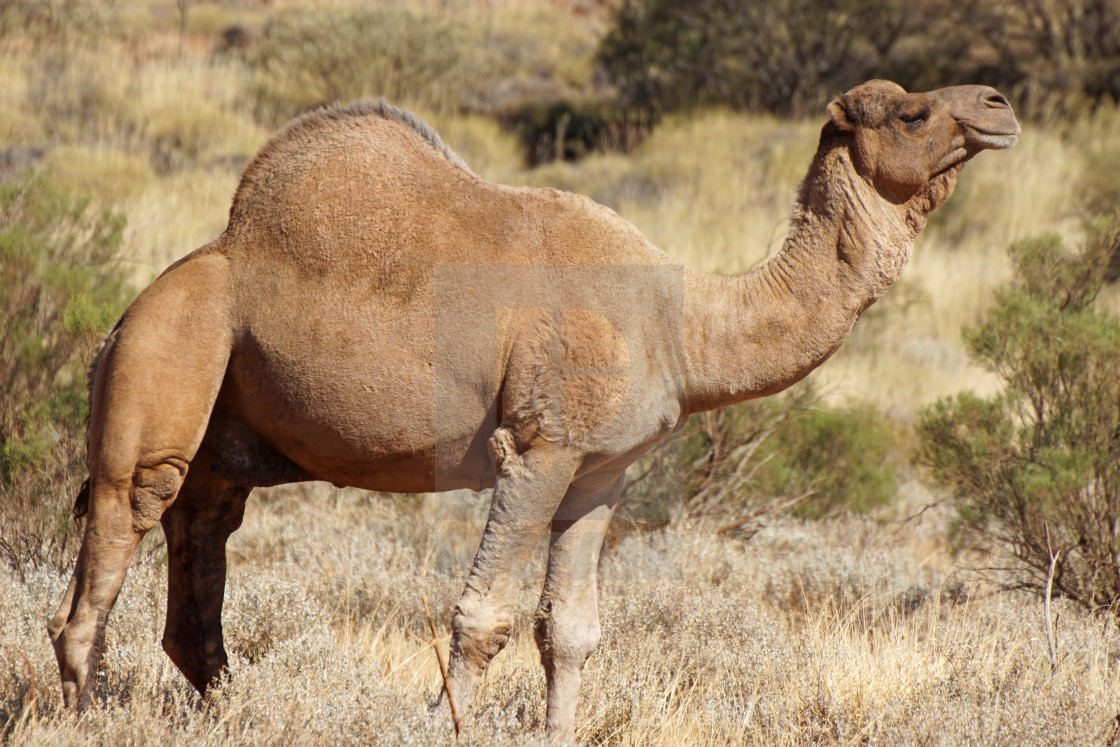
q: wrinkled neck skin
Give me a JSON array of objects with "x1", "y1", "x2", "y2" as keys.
[{"x1": 681, "y1": 132, "x2": 962, "y2": 415}]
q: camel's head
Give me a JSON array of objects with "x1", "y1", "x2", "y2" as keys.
[{"x1": 827, "y1": 79, "x2": 1019, "y2": 204}]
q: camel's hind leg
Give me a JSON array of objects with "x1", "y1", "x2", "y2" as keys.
[
  {"x1": 160, "y1": 451, "x2": 250, "y2": 694},
  {"x1": 47, "y1": 251, "x2": 234, "y2": 708}
]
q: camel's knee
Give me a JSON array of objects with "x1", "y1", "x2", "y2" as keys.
[
  {"x1": 128, "y1": 461, "x2": 186, "y2": 533},
  {"x1": 46, "y1": 606, "x2": 77, "y2": 648},
  {"x1": 451, "y1": 600, "x2": 514, "y2": 672},
  {"x1": 533, "y1": 600, "x2": 601, "y2": 672}
]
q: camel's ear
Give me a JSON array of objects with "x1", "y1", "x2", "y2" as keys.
[{"x1": 828, "y1": 95, "x2": 857, "y2": 132}]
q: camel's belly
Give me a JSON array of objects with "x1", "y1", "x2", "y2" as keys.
[{"x1": 217, "y1": 329, "x2": 500, "y2": 493}]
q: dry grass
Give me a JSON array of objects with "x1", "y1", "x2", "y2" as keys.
[{"x1": 6, "y1": 486, "x2": 1120, "y2": 744}]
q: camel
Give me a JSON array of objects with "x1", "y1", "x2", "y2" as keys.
[{"x1": 48, "y1": 80, "x2": 1018, "y2": 741}]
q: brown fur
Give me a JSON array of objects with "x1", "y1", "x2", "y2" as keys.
[{"x1": 49, "y1": 81, "x2": 1018, "y2": 741}]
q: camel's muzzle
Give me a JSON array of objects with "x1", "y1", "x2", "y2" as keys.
[{"x1": 945, "y1": 86, "x2": 1020, "y2": 151}]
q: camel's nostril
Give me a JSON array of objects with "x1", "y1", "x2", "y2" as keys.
[{"x1": 984, "y1": 93, "x2": 1010, "y2": 109}]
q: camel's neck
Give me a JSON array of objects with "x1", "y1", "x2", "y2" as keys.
[{"x1": 680, "y1": 133, "x2": 951, "y2": 414}]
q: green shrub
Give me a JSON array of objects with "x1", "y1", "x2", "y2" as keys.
[
  {"x1": 236, "y1": 6, "x2": 612, "y2": 163},
  {"x1": 596, "y1": 0, "x2": 1120, "y2": 119},
  {"x1": 497, "y1": 98, "x2": 651, "y2": 165},
  {"x1": 758, "y1": 403, "x2": 899, "y2": 517},
  {"x1": 238, "y1": 8, "x2": 478, "y2": 126},
  {"x1": 625, "y1": 384, "x2": 899, "y2": 527},
  {"x1": 595, "y1": 0, "x2": 943, "y2": 117},
  {"x1": 0, "y1": 170, "x2": 132, "y2": 576},
  {"x1": 916, "y1": 215, "x2": 1120, "y2": 610}
]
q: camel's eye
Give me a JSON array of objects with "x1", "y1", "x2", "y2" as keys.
[{"x1": 900, "y1": 108, "x2": 930, "y2": 130}]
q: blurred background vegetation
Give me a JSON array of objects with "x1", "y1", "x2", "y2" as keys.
[
  {"x1": 0, "y1": 0, "x2": 1118, "y2": 606},
  {"x1": 599, "y1": 0, "x2": 1120, "y2": 120},
  {"x1": 0, "y1": 170, "x2": 132, "y2": 574}
]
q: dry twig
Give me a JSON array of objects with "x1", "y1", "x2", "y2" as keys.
[
  {"x1": 422, "y1": 595, "x2": 462, "y2": 737},
  {"x1": 1044, "y1": 525, "x2": 1060, "y2": 674},
  {"x1": 715, "y1": 490, "x2": 813, "y2": 535}
]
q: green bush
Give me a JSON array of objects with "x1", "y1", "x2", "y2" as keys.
[
  {"x1": 0, "y1": 170, "x2": 132, "y2": 576},
  {"x1": 625, "y1": 384, "x2": 899, "y2": 527},
  {"x1": 596, "y1": 0, "x2": 1120, "y2": 119},
  {"x1": 497, "y1": 98, "x2": 652, "y2": 165},
  {"x1": 235, "y1": 6, "x2": 618, "y2": 163},
  {"x1": 916, "y1": 215, "x2": 1120, "y2": 610},
  {"x1": 596, "y1": 0, "x2": 945, "y2": 117},
  {"x1": 238, "y1": 8, "x2": 480, "y2": 126},
  {"x1": 759, "y1": 403, "x2": 899, "y2": 517}
]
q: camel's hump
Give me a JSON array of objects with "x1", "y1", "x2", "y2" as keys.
[{"x1": 229, "y1": 100, "x2": 472, "y2": 224}]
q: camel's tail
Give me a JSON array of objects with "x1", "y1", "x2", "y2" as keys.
[
  {"x1": 75, "y1": 315, "x2": 123, "y2": 519},
  {"x1": 72, "y1": 479, "x2": 90, "y2": 519}
]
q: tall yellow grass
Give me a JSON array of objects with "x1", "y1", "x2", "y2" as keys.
[{"x1": 5, "y1": 488, "x2": 1120, "y2": 744}]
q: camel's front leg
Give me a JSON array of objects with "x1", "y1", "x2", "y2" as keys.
[
  {"x1": 445, "y1": 428, "x2": 581, "y2": 710},
  {"x1": 535, "y1": 470, "x2": 624, "y2": 743}
]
